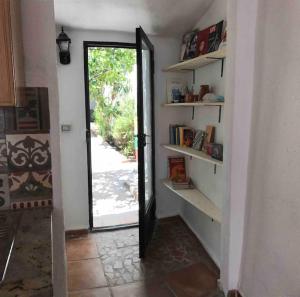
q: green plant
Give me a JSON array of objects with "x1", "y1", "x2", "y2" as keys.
[
  {"x1": 112, "y1": 97, "x2": 136, "y2": 157},
  {"x1": 94, "y1": 97, "x2": 120, "y2": 141},
  {"x1": 88, "y1": 47, "x2": 136, "y2": 143}
]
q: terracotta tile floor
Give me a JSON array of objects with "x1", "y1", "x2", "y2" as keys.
[{"x1": 66, "y1": 217, "x2": 224, "y2": 297}]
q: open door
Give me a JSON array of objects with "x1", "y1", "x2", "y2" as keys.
[{"x1": 136, "y1": 27, "x2": 156, "y2": 258}]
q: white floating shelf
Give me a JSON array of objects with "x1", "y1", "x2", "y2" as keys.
[
  {"x1": 162, "y1": 144, "x2": 223, "y2": 167},
  {"x1": 162, "y1": 179, "x2": 221, "y2": 223},
  {"x1": 163, "y1": 102, "x2": 224, "y2": 107},
  {"x1": 163, "y1": 48, "x2": 226, "y2": 72}
]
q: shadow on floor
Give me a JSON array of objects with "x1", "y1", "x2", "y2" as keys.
[{"x1": 92, "y1": 169, "x2": 138, "y2": 228}]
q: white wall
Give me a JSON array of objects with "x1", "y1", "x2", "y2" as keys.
[
  {"x1": 221, "y1": 0, "x2": 259, "y2": 292},
  {"x1": 195, "y1": 0, "x2": 227, "y2": 29},
  {"x1": 152, "y1": 36, "x2": 185, "y2": 219},
  {"x1": 21, "y1": 1, "x2": 67, "y2": 296},
  {"x1": 239, "y1": 0, "x2": 300, "y2": 296},
  {"x1": 56, "y1": 28, "x2": 183, "y2": 230}
]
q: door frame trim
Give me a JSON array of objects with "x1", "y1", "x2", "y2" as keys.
[
  {"x1": 136, "y1": 27, "x2": 156, "y2": 258},
  {"x1": 83, "y1": 41, "x2": 137, "y2": 231}
]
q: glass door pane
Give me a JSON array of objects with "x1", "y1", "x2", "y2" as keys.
[{"x1": 142, "y1": 40, "x2": 153, "y2": 207}]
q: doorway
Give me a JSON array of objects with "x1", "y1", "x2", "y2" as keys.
[
  {"x1": 84, "y1": 42, "x2": 138, "y2": 230},
  {"x1": 84, "y1": 28, "x2": 156, "y2": 258}
]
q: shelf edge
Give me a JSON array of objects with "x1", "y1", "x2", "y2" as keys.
[
  {"x1": 162, "y1": 144, "x2": 223, "y2": 167},
  {"x1": 162, "y1": 48, "x2": 226, "y2": 72},
  {"x1": 162, "y1": 179, "x2": 221, "y2": 223},
  {"x1": 163, "y1": 102, "x2": 224, "y2": 107}
]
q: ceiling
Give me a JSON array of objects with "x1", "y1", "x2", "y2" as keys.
[{"x1": 54, "y1": 0, "x2": 213, "y2": 37}]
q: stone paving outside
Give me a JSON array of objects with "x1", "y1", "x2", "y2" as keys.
[{"x1": 91, "y1": 124, "x2": 138, "y2": 228}]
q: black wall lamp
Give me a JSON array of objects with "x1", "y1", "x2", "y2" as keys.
[{"x1": 56, "y1": 27, "x2": 71, "y2": 65}]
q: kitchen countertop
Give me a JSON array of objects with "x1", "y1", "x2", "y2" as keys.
[{"x1": 0, "y1": 208, "x2": 52, "y2": 297}]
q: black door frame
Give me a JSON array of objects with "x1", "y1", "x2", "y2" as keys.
[
  {"x1": 83, "y1": 41, "x2": 138, "y2": 231},
  {"x1": 136, "y1": 27, "x2": 156, "y2": 258}
]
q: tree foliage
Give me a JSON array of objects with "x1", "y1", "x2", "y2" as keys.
[{"x1": 88, "y1": 47, "x2": 136, "y2": 155}]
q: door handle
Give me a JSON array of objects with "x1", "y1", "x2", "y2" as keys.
[
  {"x1": 135, "y1": 134, "x2": 150, "y2": 137},
  {"x1": 135, "y1": 133, "x2": 149, "y2": 147}
]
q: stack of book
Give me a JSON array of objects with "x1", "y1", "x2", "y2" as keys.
[
  {"x1": 168, "y1": 156, "x2": 194, "y2": 190},
  {"x1": 172, "y1": 177, "x2": 194, "y2": 190},
  {"x1": 169, "y1": 125, "x2": 195, "y2": 147}
]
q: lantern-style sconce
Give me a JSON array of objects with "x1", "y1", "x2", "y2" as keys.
[{"x1": 56, "y1": 27, "x2": 71, "y2": 65}]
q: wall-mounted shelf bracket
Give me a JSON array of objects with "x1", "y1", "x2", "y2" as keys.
[
  {"x1": 214, "y1": 164, "x2": 217, "y2": 175},
  {"x1": 206, "y1": 57, "x2": 225, "y2": 77},
  {"x1": 221, "y1": 58, "x2": 224, "y2": 77},
  {"x1": 218, "y1": 106, "x2": 222, "y2": 123},
  {"x1": 192, "y1": 106, "x2": 195, "y2": 120}
]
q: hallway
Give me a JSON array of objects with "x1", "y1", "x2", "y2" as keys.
[{"x1": 66, "y1": 217, "x2": 224, "y2": 297}]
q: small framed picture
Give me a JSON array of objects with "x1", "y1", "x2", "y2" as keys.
[{"x1": 166, "y1": 79, "x2": 187, "y2": 103}]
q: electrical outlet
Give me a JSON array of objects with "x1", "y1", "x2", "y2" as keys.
[{"x1": 61, "y1": 124, "x2": 72, "y2": 132}]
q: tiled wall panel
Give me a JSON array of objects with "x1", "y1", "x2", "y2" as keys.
[{"x1": 0, "y1": 87, "x2": 52, "y2": 210}]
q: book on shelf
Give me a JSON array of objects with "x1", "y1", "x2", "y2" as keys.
[
  {"x1": 192, "y1": 130, "x2": 206, "y2": 151},
  {"x1": 181, "y1": 30, "x2": 198, "y2": 61},
  {"x1": 179, "y1": 127, "x2": 195, "y2": 147},
  {"x1": 196, "y1": 21, "x2": 224, "y2": 56},
  {"x1": 179, "y1": 21, "x2": 225, "y2": 62},
  {"x1": 169, "y1": 125, "x2": 195, "y2": 147},
  {"x1": 211, "y1": 143, "x2": 223, "y2": 161},
  {"x1": 202, "y1": 125, "x2": 215, "y2": 153},
  {"x1": 168, "y1": 156, "x2": 186, "y2": 182},
  {"x1": 169, "y1": 124, "x2": 182, "y2": 145},
  {"x1": 207, "y1": 21, "x2": 224, "y2": 53},
  {"x1": 169, "y1": 124, "x2": 183, "y2": 145}
]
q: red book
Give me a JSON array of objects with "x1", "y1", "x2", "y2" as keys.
[
  {"x1": 197, "y1": 27, "x2": 210, "y2": 56},
  {"x1": 196, "y1": 21, "x2": 224, "y2": 56},
  {"x1": 168, "y1": 157, "x2": 186, "y2": 182},
  {"x1": 182, "y1": 128, "x2": 195, "y2": 147}
]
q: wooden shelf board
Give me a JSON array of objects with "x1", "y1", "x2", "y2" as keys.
[
  {"x1": 162, "y1": 144, "x2": 223, "y2": 167},
  {"x1": 163, "y1": 48, "x2": 226, "y2": 72},
  {"x1": 162, "y1": 179, "x2": 221, "y2": 223},
  {"x1": 163, "y1": 102, "x2": 224, "y2": 107}
]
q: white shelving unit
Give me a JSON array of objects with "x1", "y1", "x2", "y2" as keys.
[
  {"x1": 163, "y1": 48, "x2": 226, "y2": 72},
  {"x1": 163, "y1": 102, "x2": 224, "y2": 107},
  {"x1": 162, "y1": 179, "x2": 221, "y2": 223},
  {"x1": 162, "y1": 144, "x2": 223, "y2": 167},
  {"x1": 161, "y1": 47, "x2": 226, "y2": 225}
]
